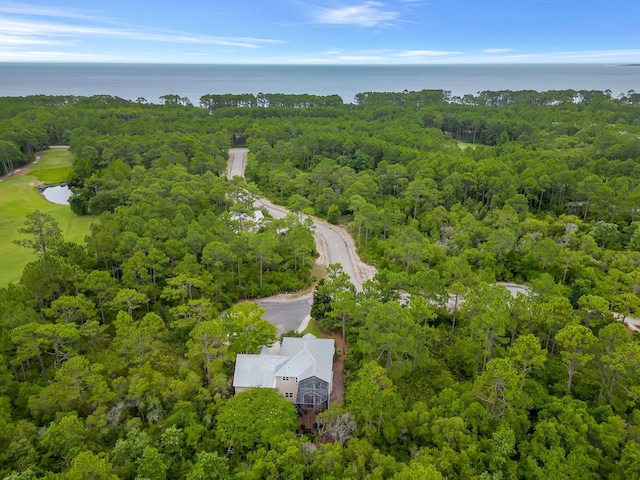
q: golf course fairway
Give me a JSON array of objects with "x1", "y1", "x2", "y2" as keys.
[{"x1": 0, "y1": 148, "x2": 93, "y2": 287}]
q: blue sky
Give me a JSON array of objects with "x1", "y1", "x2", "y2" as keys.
[{"x1": 1, "y1": 0, "x2": 639, "y2": 64}]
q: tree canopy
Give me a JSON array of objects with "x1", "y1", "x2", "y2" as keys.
[{"x1": 2, "y1": 89, "x2": 640, "y2": 478}]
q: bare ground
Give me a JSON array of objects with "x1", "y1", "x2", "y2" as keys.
[{"x1": 330, "y1": 331, "x2": 346, "y2": 406}]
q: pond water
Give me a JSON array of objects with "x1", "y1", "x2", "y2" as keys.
[{"x1": 41, "y1": 185, "x2": 72, "y2": 205}]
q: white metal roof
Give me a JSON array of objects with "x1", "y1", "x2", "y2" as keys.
[
  {"x1": 278, "y1": 334, "x2": 335, "y2": 383},
  {"x1": 275, "y1": 349, "x2": 316, "y2": 379},
  {"x1": 232, "y1": 354, "x2": 287, "y2": 388},
  {"x1": 232, "y1": 334, "x2": 335, "y2": 388}
]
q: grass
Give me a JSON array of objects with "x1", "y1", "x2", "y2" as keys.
[
  {"x1": 302, "y1": 318, "x2": 327, "y2": 339},
  {"x1": 31, "y1": 148, "x2": 74, "y2": 184},
  {"x1": 34, "y1": 167, "x2": 72, "y2": 184},
  {"x1": 456, "y1": 140, "x2": 479, "y2": 150},
  {"x1": 0, "y1": 148, "x2": 93, "y2": 287}
]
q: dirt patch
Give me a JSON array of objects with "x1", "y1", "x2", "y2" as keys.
[
  {"x1": 0, "y1": 166, "x2": 31, "y2": 182},
  {"x1": 11, "y1": 168, "x2": 32, "y2": 179},
  {"x1": 0, "y1": 152, "x2": 43, "y2": 183},
  {"x1": 330, "y1": 331, "x2": 346, "y2": 406}
]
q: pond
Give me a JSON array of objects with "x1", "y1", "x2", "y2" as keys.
[{"x1": 41, "y1": 185, "x2": 72, "y2": 205}]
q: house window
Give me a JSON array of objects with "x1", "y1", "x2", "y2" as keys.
[
  {"x1": 282, "y1": 376, "x2": 289, "y2": 381},
  {"x1": 284, "y1": 392, "x2": 294, "y2": 398}
]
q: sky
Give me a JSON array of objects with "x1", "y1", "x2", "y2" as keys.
[{"x1": 0, "y1": 0, "x2": 639, "y2": 64}]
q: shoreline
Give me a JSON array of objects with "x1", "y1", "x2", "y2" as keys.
[{"x1": 2, "y1": 64, "x2": 639, "y2": 105}]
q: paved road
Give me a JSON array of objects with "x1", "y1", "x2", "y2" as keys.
[
  {"x1": 259, "y1": 295, "x2": 314, "y2": 335},
  {"x1": 254, "y1": 196, "x2": 364, "y2": 292},
  {"x1": 226, "y1": 149, "x2": 640, "y2": 335},
  {"x1": 314, "y1": 219, "x2": 363, "y2": 292},
  {"x1": 227, "y1": 147, "x2": 248, "y2": 179},
  {"x1": 227, "y1": 147, "x2": 370, "y2": 334}
]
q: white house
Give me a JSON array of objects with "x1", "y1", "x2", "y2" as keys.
[{"x1": 233, "y1": 333, "x2": 335, "y2": 412}]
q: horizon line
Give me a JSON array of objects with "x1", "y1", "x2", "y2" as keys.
[{"x1": 0, "y1": 61, "x2": 636, "y2": 66}]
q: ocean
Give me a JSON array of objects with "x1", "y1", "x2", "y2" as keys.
[{"x1": 0, "y1": 63, "x2": 638, "y2": 105}]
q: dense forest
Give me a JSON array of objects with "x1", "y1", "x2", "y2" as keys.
[{"x1": 1, "y1": 88, "x2": 640, "y2": 478}]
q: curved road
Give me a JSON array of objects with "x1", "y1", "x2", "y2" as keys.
[
  {"x1": 227, "y1": 148, "x2": 374, "y2": 333},
  {"x1": 227, "y1": 149, "x2": 640, "y2": 335}
]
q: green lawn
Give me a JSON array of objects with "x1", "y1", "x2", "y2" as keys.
[
  {"x1": 456, "y1": 140, "x2": 479, "y2": 150},
  {"x1": 301, "y1": 318, "x2": 325, "y2": 338},
  {"x1": 0, "y1": 149, "x2": 93, "y2": 287},
  {"x1": 31, "y1": 148, "x2": 74, "y2": 184}
]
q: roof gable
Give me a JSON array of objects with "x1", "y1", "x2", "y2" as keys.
[
  {"x1": 279, "y1": 334, "x2": 334, "y2": 383},
  {"x1": 233, "y1": 334, "x2": 334, "y2": 388},
  {"x1": 280, "y1": 334, "x2": 334, "y2": 357},
  {"x1": 275, "y1": 348, "x2": 315, "y2": 379}
]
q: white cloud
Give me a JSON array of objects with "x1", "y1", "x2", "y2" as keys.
[
  {"x1": 324, "y1": 47, "x2": 392, "y2": 56},
  {"x1": 469, "y1": 49, "x2": 640, "y2": 63},
  {"x1": 550, "y1": 49, "x2": 640, "y2": 61},
  {"x1": 0, "y1": 33, "x2": 67, "y2": 46},
  {"x1": 313, "y1": 2, "x2": 399, "y2": 27},
  {"x1": 483, "y1": 48, "x2": 513, "y2": 54},
  {"x1": 0, "y1": 48, "x2": 121, "y2": 62},
  {"x1": 265, "y1": 47, "x2": 463, "y2": 65},
  {"x1": 0, "y1": 18, "x2": 281, "y2": 48},
  {"x1": 337, "y1": 55, "x2": 385, "y2": 61},
  {"x1": 0, "y1": 3, "x2": 99, "y2": 20},
  {"x1": 0, "y1": 9, "x2": 283, "y2": 54},
  {"x1": 215, "y1": 47, "x2": 640, "y2": 65},
  {"x1": 395, "y1": 49, "x2": 463, "y2": 57}
]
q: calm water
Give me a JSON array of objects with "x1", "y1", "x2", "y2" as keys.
[
  {"x1": 41, "y1": 185, "x2": 72, "y2": 205},
  {"x1": 0, "y1": 63, "x2": 639, "y2": 104}
]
